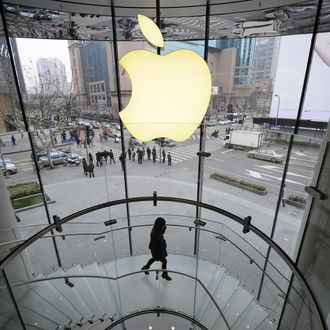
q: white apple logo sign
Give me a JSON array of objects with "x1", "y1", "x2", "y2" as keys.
[{"x1": 119, "y1": 14, "x2": 212, "y2": 142}]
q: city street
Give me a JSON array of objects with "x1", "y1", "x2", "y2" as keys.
[{"x1": 1, "y1": 124, "x2": 319, "y2": 264}]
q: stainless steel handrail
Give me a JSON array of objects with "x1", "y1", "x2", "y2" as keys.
[
  {"x1": 3, "y1": 212, "x2": 290, "y2": 284},
  {"x1": 0, "y1": 222, "x2": 289, "y2": 294},
  {"x1": 0, "y1": 196, "x2": 326, "y2": 329},
  {"x1": 12, "y1": 269, "x2": 230, "y2": 329}
]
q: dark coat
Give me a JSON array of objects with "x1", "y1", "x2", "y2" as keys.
[{"x1": 149, "y1": 217, "x2": 167, "y2": 260}]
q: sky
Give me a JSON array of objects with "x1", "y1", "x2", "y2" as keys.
[{"x1": 16, "y1": 39, "x2": 72, "y2": 84}]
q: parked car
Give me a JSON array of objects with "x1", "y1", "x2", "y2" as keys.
[
  {"x1": 0, "y1": 159, "x2": 17, "y2": 175},
  {"x1": 129, "y1": 137, "x2": 142, "y2": 147},
  {"x1": 154, "y1": 138, "x2": 176, "y2": 147},
  {"x1": 206, "y1": 120, "x2": 219, "y2": 126},
  {"x1": 63, "y1": 151, "x2": 82, "y2": 162},
  {"x1": 38, "y1": 151, "x2": 68, "y2": 167},
  {"x1": 35, "y1": 148, "x2": 59, "y2": 161},
  {"x1": 247, "y1": 149, "x2": 285, "y2": 163}
]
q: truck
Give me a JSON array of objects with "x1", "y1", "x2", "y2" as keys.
[{"x1": 223, "y1": 130, "x2": 265, "y2": 150}]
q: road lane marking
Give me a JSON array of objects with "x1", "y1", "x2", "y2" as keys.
[
  {"x1": 256, "y1": 165, "x2": 312, "y2": 179},
  {"x1": 221, "y1": 149, "x2": 234, "y2": 154},
  {"x1": 207, "y1": 158, "x2": 224, "y2": 163},
  {"x1": 245, "y1": 170, "x2": 304, "y2": 186}
]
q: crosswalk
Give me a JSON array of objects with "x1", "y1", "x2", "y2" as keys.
[{"x1": 98, "y1": 140, "x2": 222, "y2": 165}]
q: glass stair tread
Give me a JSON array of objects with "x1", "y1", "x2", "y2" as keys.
[
  {"x1": 195, "y1": 266, "x2": 226, "y2": 320},
  {"x1": 80, "y1": 263, "x2": 118, "y2": 319},
  {"x1": 12, "y1": 285, "x2": 71, "y2": 327},
  {"x1": 256, "y1": 317, "x2": 277, "y2": 329},
  {"x1": 231, "y1": 300, "x2": 269, "y2": 330},
  {"x1": 10, "y1": 254, "x2": 276, "y2": 329},
  {"x1": 65, "y1": 265, "x2": 107, "y2": 319},
  {"x1": 223, "y1": 286, "x2": 255, "y2": 326},
  {"x1": 27, "y1": 274, "x2": 84, "y2": 326},
  {"x1": 45, "y1": 268, "x2": 95, "y2": 323}
]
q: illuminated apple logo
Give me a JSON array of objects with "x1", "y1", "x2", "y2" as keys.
[{"x1": 119, "y1": 15, "x2": 212, "y2": 142}]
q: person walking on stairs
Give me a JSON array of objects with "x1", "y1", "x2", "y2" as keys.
[{"x1": 141, "y1": 217, "x2": 172, "y2": 281}]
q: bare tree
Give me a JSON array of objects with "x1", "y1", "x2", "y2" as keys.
[{"x1": 0, "y1": 65, "x2": 76, "y2": 169}]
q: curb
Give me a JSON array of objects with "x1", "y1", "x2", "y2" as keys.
[{"x1": 210, "y1": 174, "x2": 268, "y2": 195}]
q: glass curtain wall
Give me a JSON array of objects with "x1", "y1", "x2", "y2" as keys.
[{"x1": 0, "y1": 0, "x2": 329, "y2": 328}]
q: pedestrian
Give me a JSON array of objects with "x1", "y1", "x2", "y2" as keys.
[
  {"x1": 109, "y1": 149, "x2": 116, "y2": 164},
  {"x1": 96, "y1": 152, "x2": 101, "y2": 166},
  {"x1": 11, "y1": 135, "x2": 16, "y2": 146},
  {"x1": 137, "y1": 148, "x2": 142, "y2": 164},
  {"x1": 132, "y1": 151, "x2": 136, "y2": 161},
  {"x1": 76, "y1": 137, "x2": 81, "y2": 148},
  {"x1": 87, "y1": 161, "x2": 95, "y2": 178},
  {"x1": 141, "y1": 217, "x2": 172, "y2": 281},
  {"x1": 103, "y1": 150, "x2": 108, "y2": 164},
  {"x1": 147, "y1": 147, "x2": 151, "y2": 160},
  {"x1": 19, "y1": 129, "x2": 23, "y2": 138},
  {"x1": 152, "y1": 146, "x2": 157, "y2": 163},
  {"x1": 61, "y1": 130, "x2": 66, "y2": 142},
  {"x1": 167, "y1": 152, "x2": 172, "y2": 166},
  {"x1": 82, "y1": 158, "x2": 88, "y2": 175},
  {"x1": 281, "y1": 184, "x2": 286, "y2": 207},
  {"x1": 88, "y1": 152, "x2": 93, "y2": 163},
  {"x1": 119, "y1": 153, "x2": 124, "y2": 171},
  {"x1": 128, "y1": 148, "x2": 132, "y2": 160},
  {"x1": 162, "y1": 148, "x2": 166, "y2": 163}
]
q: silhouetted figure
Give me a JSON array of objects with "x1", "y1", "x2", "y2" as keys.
[
  {"x1": 167, "y1": 152, "x2": 172, "y2": 166},
  {"x1": 141, "y1": 217, "x2": 172, "y2": 281},
  {"x1": 119, "y1": 153, "x2": 124, "y2": 171},
  {"x1": 11, "y1": 135, "x2": 16, "y2": 146},
  {"x1": 132, "y1": 151, "x2": 136, "y2": 161},
  {"x1": 87, "y1": 161, "x2": 95, "y2": 178},
  {"x1": 89, "y1": 152, "x2": 93, "y2": 163},
  {"x1": 109, "y1": 149, "x2": 116, "y2": 164},
  {"x1": 162, "y1": 148, "x2": 166, "y2": 163},
  {"x1": 82, "y1": 158, "x2": 88, "y2": 175},
  {"x1": 147, "y1": 147, "x2": 151, "y2": 160},
  {"x1": 128, "y1": 148, "x2": 132, "y2": 160},
  {"x1": 152, "y1": 147, "x2": 157, "y2": 163}
]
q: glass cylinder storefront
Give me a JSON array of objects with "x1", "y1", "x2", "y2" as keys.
[{"x1": 0, "y1": 1, "x2": 329, "y2": 329}]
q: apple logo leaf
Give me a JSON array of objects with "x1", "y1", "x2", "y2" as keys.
[{"x1": 138, "y1": 14, "x2": 164, "y2": 48}]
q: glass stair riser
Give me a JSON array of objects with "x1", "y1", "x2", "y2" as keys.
[
  {"x1": 81, "y1": 263, "x2": 118, "y2": 318},
  {"x1": 231, "y1": 300, "x2": 269, "y2": 330},
  {"x1": 222, "y1": 286, "x2": 255, "y2": 326},
  {"x1": 195, "y1": 266, "x2": 225, "y2": 320},
  {"x1": 9, "y1": 254, "x2": 277, "y2": 329},
  {"x1": 65, "y1": 265, "x2": 107, "y2": 319},
  {"x1": 12, "y1": 285, "x2": 71, "y2": 327},
  {"x1": 28, "y1": 275, "x2": 84, "y2": 326},
  {"x1": 47, "y1": 268, "x2": 95, "y2": 323}
]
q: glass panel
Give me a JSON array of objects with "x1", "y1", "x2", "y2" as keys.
[
  {"x1": 0, "y1": 273, "x2": 24, "y2": 330},
  {"x1": 279, "y1": 275, "x2": 325, "y2": 330}
]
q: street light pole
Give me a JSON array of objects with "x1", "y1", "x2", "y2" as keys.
[{"x1": 274, "y1": 94, "x2": 280, "y2": 126}]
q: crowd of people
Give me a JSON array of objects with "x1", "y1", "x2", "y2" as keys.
[{"x1": 81, "y1": 145, "x2": 172, "y2": 178}]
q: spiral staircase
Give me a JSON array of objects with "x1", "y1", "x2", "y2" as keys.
[{"x1": 0, "y1": 197, "x2": 325, "y2": 330}]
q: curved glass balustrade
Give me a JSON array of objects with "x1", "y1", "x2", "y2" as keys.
[{"x1": 0, "y1": 196, "x2": 326, "y2": 330}]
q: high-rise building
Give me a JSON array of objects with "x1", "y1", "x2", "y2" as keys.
[
  {"x1": 69, "y1": 41, "x2": 111, "y2": 109},
  {"x1": 0, "y1": 37, "x2": 25, "y2": 132},
  {"x1": 215, "y1": 38, "x2": 256, "y2": 86},
  {"x1": 36, "y1": 57, "x2": 67, "y2": 95}
]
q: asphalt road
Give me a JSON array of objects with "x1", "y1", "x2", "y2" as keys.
[{"x1": 2, "y1": 126, "x2": 317, "y2": 200}]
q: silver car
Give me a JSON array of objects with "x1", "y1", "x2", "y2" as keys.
[
  {"x1": 38, "y1": 151, "x2": 68, "y2": 167},
  {"x1": 0, "y1": 159, "x2": 17, "y2": 175},
  {"x1": 247, "y1": 149, "x2": 285, "y2": 163}
]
